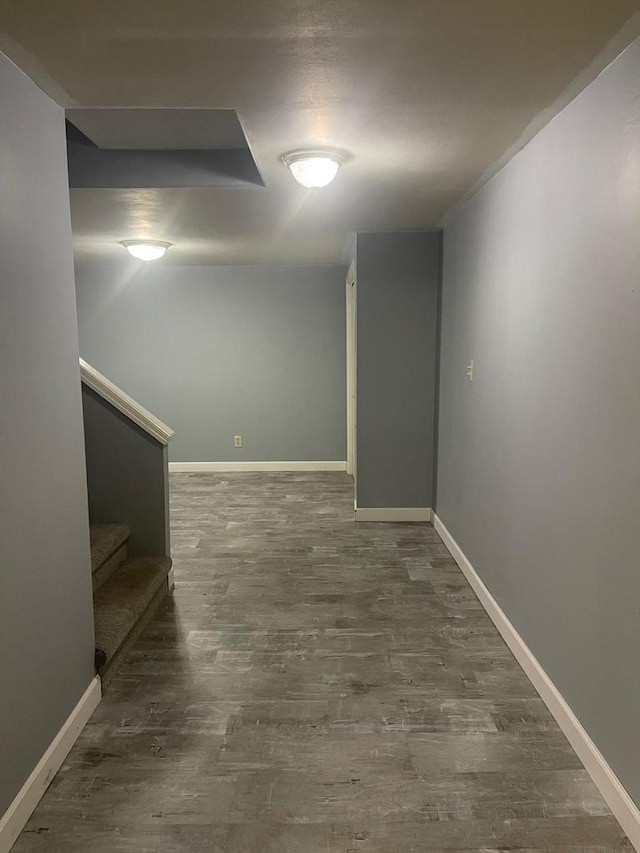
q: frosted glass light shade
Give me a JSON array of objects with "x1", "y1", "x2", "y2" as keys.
[
  {"x1": 121, "y1": 240, "x2": 171, "y2": 261},
  {"x1": 282, "y1": 151, "x2": 343, "y2": 189}
]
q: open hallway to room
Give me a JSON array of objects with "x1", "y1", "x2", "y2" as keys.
[{"x1": 12, "y1": 473, "x2": 630, "y2": 852}]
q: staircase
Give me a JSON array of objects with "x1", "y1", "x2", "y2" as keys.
[
  {"x1": 80, "y1": 360, "x2": 174, "y2": 688},
  {"x1": 90, "y1": 523, "x2": 171, "y2": 687}
]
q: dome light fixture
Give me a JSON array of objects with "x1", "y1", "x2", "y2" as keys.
[
  {"x1": 121, "y1": 239, "x2": 172, "y2": 261},
  {"x1": 282, "y1": 150, "x2": 344, "y2": 189}
]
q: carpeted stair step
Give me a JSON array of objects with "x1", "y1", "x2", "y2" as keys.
[
  {"x1": 93, "y1": 555, "x2": 171, "y2": 687},
  {"x1": 90, "y1": 523, "x2": 131, "y2": 593}
]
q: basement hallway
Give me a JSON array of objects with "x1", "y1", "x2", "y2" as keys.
[{"x1": 13, "y1": 473, "x2": 630, "y2": 852}]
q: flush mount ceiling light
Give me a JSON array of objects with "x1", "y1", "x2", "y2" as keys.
[
  {"x1": 121, "y1": 240, "x2": 172, "y2": 261},
  {"x1": 282, "y1": 150, "x2": 344, "y2": 189}
]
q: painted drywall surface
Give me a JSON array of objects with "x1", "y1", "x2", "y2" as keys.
[
  {"x1": 67, "y1": 142, "x2": 263, "y2": 189},
  {"x1": 356, "y1": 232, "x2": 441, "y2": 508},
  {"x1": 0, "y1": 54, "x2": 95, "y2": 814},
  {"x1": 437, "y1": 41, "x2": 640, "y2": 803},
  {"x1": 74, "y1": 264, "x2": 346, "y2": 462},
  {"x1": 82, "y1": 387, "x2": 170, "y2": 557}
]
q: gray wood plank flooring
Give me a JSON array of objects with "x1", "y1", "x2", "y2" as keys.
[{"x1": 13, "y1": 473, "x2": 631, "y2": 852}]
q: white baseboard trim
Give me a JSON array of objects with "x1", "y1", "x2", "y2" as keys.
[
  {"x1": 169, "y1": 461, "x2": 347, "y2": 473},
  {"x1": 432, "y1": 513, "x2": 640, "y2": 851},
  {"x1": 0, "y1": 676, "x2": 101, "y2": 853},
  {"x1": 355, "y1": 506, "x2": 432, "y2": 523}
]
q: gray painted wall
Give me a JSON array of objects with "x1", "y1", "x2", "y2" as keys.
[
  {"x1": 82, "y1": 387, "x2": 171, "y2": 557},
  {"x1": 66, "y1": 141, "x2": 263, "y2": 189},
  {"x1": 0, "y1": 54, "x2": 95, "y2": 814},
  {"x1": 437, "y1": 41, "x2": 640, "y2": 804},
  {"x1": 356, "y1": 232, "x2": 441, "y2": 509},
  {"x1": 74, "y1": 264, "x2": 346, "y2": 463}
]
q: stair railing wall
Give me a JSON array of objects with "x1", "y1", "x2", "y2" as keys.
[{"x1": 79, "y1": 359, "x2": 174, "y2": 558}]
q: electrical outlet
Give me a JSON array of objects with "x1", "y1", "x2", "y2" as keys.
[
  {"x1": 234, "y1": 435, "x2": 242, "y2": 448},
  {"x1": 466, "y1": 359, "x2": 474, "y2": 382}
]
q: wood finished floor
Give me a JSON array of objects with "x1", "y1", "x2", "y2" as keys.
[{"x1": 14, "y1": 473, "x2": 630, "y2": 852}]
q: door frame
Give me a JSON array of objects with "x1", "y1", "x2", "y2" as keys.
[{"x1": 346, "y1": 269, "x2": 357, "y2": 494}]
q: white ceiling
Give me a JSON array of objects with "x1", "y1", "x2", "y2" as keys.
[
  {"x1": 2, "y1": 1, "x2": 639, "y2": 265},
  {"x1": 66, "y1": 108, "x2": 249, "y2": 150}
]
